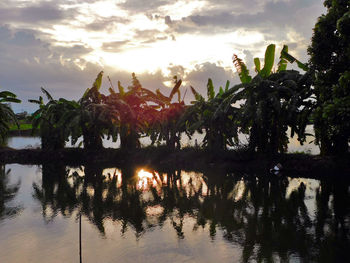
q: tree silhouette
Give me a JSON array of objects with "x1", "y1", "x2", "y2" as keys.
[
  {"x1": 308, "y1": 0, "x2": 350, "y2": 155},
  {"x1": 0, "y1": 165, "x2": 22, "y2": 220},
  {"x1": 0, "y1": 90, "x2": 21, "y2": 145}
]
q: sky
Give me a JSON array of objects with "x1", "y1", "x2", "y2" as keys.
[{"x1": 0, "y1": 0, "x2": 326, "y2": 112}]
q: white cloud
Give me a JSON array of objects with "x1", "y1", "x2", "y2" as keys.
[{"x1": 0, "y1": 0, "x2": 326, "y2": 112}]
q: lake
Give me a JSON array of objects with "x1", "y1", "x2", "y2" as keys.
[
  {"x1": 6, "y1": 125, "x2": 319, "y2": 154},
  {"x1": 0, "y1": 163, "x2": 348, "y2": 262}
]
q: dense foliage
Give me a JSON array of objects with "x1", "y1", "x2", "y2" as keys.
[
  {"x1": 23, "y1": 42, "x2": 345, "y2": 155},
  {"x1": 0, "y1": 90, "x2": 21, "y2": 144},
  {"x1": 215, "y1": 45, "x2": 312, "y2": 154},
  {"x1": 29, "y1": 88, "x2": 69, "y2": 150},
  {"x1": 308, "y1": 0, "x2": 350, "y2": 155}
]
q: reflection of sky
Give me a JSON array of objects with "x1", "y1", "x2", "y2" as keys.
[
  {"x1": 286, "y1": 177, "x2": 320, "y2": 220},
  {"x1": 6, "y1": 136, "x2": 41, "y2": 149},
  {"x1": 7, "y1": 126, "x2": 320, "y2": 154}
]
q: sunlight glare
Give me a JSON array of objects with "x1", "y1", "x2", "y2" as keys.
[
  {"x1": 159, "y1": 0, "x2": 207, "y2": 20},
  {"x1": 137, "y1": 169, "x2": 161, "y2": 190}
]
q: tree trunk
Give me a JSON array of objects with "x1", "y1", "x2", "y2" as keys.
[
  {"x1": 332, "y1": 134, "x2": 349, "y2": 156},
  {"x1": 83, "y1": 127, "x2": 103, "y2": 150},
  {"x1": 120, "y1": 127, "x2": 140, "y2": 151},
  {"x1": 207, "y1": 128, "x2": 225, "y2": 151},
  {"x1": 41, "y1": 128, "x2": 65, "y2": 150},
  {"x1": 319, "y1": 127, "x2": 332, "y2": 156}
]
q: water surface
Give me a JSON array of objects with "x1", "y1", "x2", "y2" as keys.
[
  {"x1": 6, "y1": 125, "x2": 319, "y2": 154},
  {"x1": 0, "y1": 163, "x2": 348, "y2": 262}
]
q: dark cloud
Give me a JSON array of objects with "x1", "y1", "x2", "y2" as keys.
[
  {"x1": 167, "y1": 65, "x2": 186, "y2": 79},
  {"x1": 54, "y1": 45, "x2": 94, "y2": 57},
  {"x1": 184, "y1": 62, "x2": 238, "y2": 100},
  {"x1": 0, "y1": 25, "x2": 98, "y2": 112},
  {"x1": 165, "y1": 15, "x2": 172, "y2": 25},
  {"x1": 0, "y1": 3, "x2": 64, "y2": 24},
  {"x1": 166, "y1": 0, "x2": 324, "y2": 39}
]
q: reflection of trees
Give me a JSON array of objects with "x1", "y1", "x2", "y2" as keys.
[
  {"x1": 33, "y1": 163, "x2": 79, "y2": 222},
  {"x1": 33, "y1": 164, "x2": 349, "y2": 262},
  {"x1": 199, "y1": 173, "x2": 313, "y2": 262},
  {"x1": 314, "y1": 179, "x2": 350, "y2": 262},
  {"x1": 0, "y1": 165, "x2": 21, "y2": 220}
]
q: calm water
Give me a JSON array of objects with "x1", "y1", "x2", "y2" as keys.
[
  {"x1": 0, "y1": 163, "x2": 349, "y2": 262},
  {"x1": 6, "y1": 125, "x2": 319, "y2": 154}
]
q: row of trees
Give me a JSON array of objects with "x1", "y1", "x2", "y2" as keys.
[
  {"x1": 26, "y1": 42, "x2": 324, "y2": 155},
  {"x1": 0, "y1": 0, "x2": 348, "y2": 155},
  {"x1": 24, "y1": 43, "x2": 314, "y2": 155},
  {"x1": 28, "y1": 72, "x2": 186, "y2": 151}
]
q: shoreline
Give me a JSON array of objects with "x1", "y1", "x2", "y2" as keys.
[
  {"x1": 7, "y1": 129, "x2": 33, "y2": 136},
  {"x1": 0, "y1": 147, "x2": 349, "y2": 179}
]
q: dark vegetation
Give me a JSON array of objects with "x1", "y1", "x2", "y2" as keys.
[
  {"x1": 308, "y1": 0, "x2": 350, "y2": 155},
  {"x1": 0, "y1": 1, "x2": 349, "y2": 166}
]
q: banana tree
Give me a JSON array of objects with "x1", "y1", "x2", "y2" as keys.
[
  {"x1": 217, "y1": 44, "x2": 312, "y2": 154},
  {"x1": 0, "y1": 90, "x2": 21, "y2": 144},
  {"x1": 58, "y1": 72, "x2": 116, "y2": 150},
  {"x1": 182, "y1": 79, "x2": 239, "y2": 151},
  {"x1": 147, "y1": 77, "x2": 187, "y2": 150},
  {"x1": 29, "y1": 88, "x2": 68, "y2": 150},
  {"x1": 105, "y1": 73, "x2": 164, "y2": 150}
]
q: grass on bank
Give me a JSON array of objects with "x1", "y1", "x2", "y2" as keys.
[{"x1": 9, "y1": 121, "x2": 32, "y2": 131}]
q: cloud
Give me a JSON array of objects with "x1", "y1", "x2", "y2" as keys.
[
  {"x1": 0, "y1": 25, "x2": 99, "y2": 111},
  {"x1": 185, "y1": 62, "x2": 237, "y2": 92},
  {"x1": 165, "y1": 1, "x2": 323, "y2": 40},
  {"x1": 86, "y1": 16, "x2": 130, "y2": 31},
  {"x1": 118, "y1": 0, "x2": 172, "y2": 13},
  {"x1": 102, "y1": 40, "x2": 129, "y2": 52},
  {"x1": 0, "y1": 0, "x2": 327, "y2": 113},
  {"x1": 0, "y1": 2, "x2": 67, "y2": 24},
  {"x1": 0, "y1": 26, "x2": 238, "y2": 112}
]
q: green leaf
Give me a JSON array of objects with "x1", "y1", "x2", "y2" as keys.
[
  {"x1": 260, "y1": 44, "x2": 275, "y2": 78},
  {"x1": 190, "y1": 86, "x2": 204, "y2": 101},
  {"x1": 280, "y1": 48, "x2": 308, "y2": 71},
  {"x1": 2, "y1": 97, "x2": 21, "y2": 103},
  {"x1": 254, "y1": 57, "x2": 261, "y2": 73},
  {"x1": 277, "y1": 45, "x2": 288, "y2": 72},
  {"x1": 92, "y1": 71, "x2": 104, "y2": 91},
  {"x1": 207, "y1": 79, "x2": 215, "y2": 100},
  {"x1": 118, "y1": 81, "x2": 125, "y2": 96},
  {"x1": 233, "y1": 54, "x2": 252, "y2": 84},
  {"x1": 219, "y1": 87, "x2": 224, "y2": 96},
  {"x1": 0, "y1": 91, "x2": 16, "y2": 98},
  {"x1": 81, "y1": 87, "x2": 90, "y2": 100},
  {"x1": 225, "y1": 80, "x2": 230, "y2": 92},
  {"x1": 41, "y1": 87, "x2": 54, "y2": 101}
]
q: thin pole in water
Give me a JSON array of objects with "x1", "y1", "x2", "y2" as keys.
[{"x1": 79, "y1": 213, "x2": 82, "y2": 263}]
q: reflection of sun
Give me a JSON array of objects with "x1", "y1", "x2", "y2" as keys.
[{"x1": 137, "y1": 169, "x2": 161, "y2": 190}]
